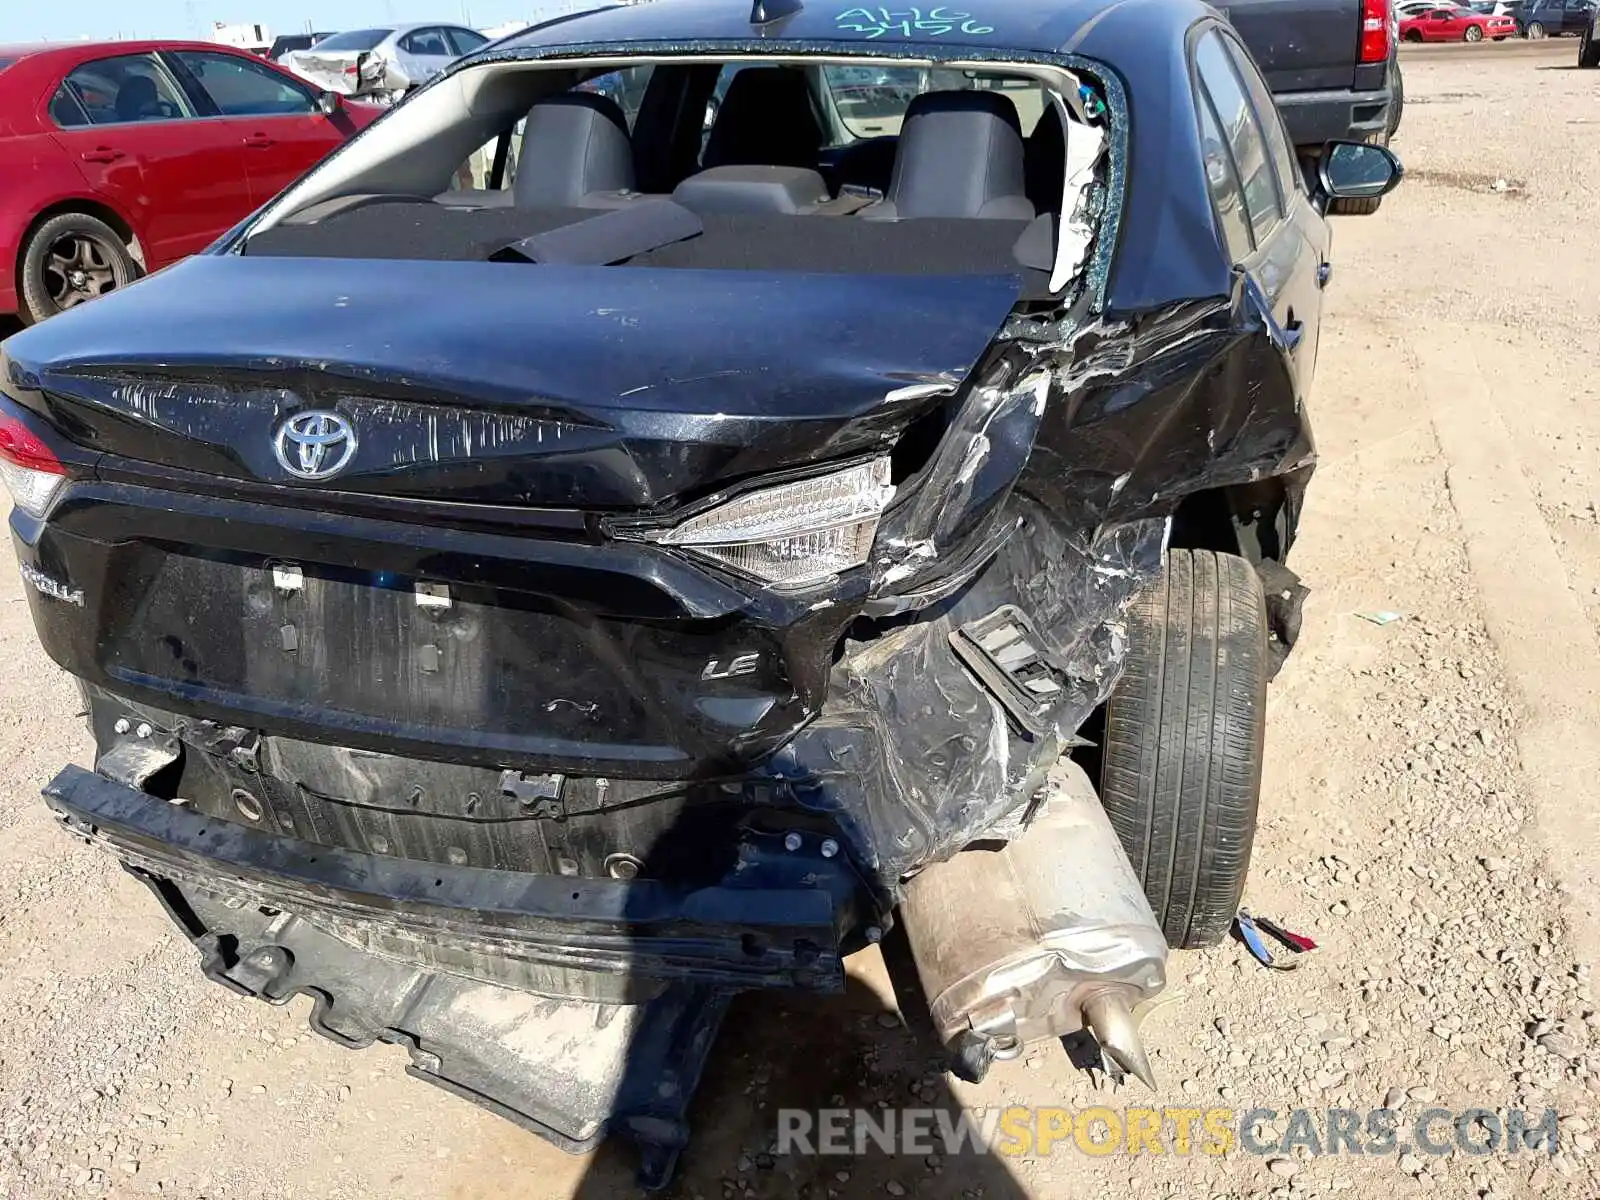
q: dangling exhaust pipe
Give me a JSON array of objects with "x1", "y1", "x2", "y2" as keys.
[{"x1": 897, "y1": 760, "x2": 1167, "y2": 1086}]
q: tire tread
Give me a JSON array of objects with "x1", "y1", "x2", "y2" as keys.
[{"x1": 1101, "y1": 550, "x2": 1268, "y2": 949}]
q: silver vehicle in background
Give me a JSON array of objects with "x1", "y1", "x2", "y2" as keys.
[{"x1": 280, "y1": 24, "x2": 489, "y2": 104}]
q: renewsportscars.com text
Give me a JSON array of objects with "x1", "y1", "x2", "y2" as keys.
[{"x1": 776, "y1": 1106, "x2": 1563, "y2": 1159}]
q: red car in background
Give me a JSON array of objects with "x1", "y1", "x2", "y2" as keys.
[
  {"x1": 1400, "y1": 5, "x2": 1519, "y2": 39},
  {"x1": 0, "y1": 41, "x2": 381, "y2": 324}
]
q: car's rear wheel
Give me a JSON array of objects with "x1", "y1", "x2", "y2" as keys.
[
  {"x1": 1403, "y1": 28, "x2": 1424, "y2": 41},
  {"x1": 1099, "y1": 549, "x2": 1269, "y2": 950},
  {"x1": 1464, "y1": 24, "x2": 1484, "y2": 40},
  {"x1": 1580, "y1": 26, "x2": 1600, "y2": 65},
  {"x1": 1528, "y1": 20, "x2": 1547, "y2": 37},
  {"x1": 18, "y1": 213, "x2": 139, "y2": 326},
  {"x1": 1386, "y1": 60, "x2": 1406, "y2": 137}
]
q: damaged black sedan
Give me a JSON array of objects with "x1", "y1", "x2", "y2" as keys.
[{"x1": 0, "y1": 0, "x2": 1400, "y2": 1185}]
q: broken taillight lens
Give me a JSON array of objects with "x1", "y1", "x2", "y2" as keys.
[
  {"x1": 0, "y1": 417, "x2": 67, "y2": 518},
  {"x1": 656, "y1": 459, "x2": 895, "y2": 589}
]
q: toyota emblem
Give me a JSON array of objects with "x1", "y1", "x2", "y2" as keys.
[{"x1": 273, "y1": 410, "x2": 357, "y2": 481}]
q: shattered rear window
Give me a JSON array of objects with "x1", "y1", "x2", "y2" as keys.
[{"x1": 246, "y1": 54, "x2": 1113, "y2": 299}]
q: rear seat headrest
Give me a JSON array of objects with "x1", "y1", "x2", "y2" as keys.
[
  {"x1": 703, "y1": 68, "x2": 824, "y2": 170},
  {"x1": 514, "y1": 92, "x2": 635, "y2": 208},
  {"x1": 865, "y1": 90, "x2": 1034, "y2": 221}
]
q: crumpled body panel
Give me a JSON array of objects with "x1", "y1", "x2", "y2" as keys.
[
  {"x1": 783, "y1": 280, "x2": 1313, "y2": 889},
  {"x1": 788, "y1": 511, "x2": 1165, "y2": 882}
]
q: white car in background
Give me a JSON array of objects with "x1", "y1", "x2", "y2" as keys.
[{"x1": 280, "y1": 24, "x2": 489, "y2": 104}]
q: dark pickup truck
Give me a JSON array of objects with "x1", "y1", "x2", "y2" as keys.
[{"x1": 1227, "y1": 0, "x2": 1403, "y2": 207}]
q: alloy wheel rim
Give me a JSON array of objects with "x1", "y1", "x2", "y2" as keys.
[{"x1": 42, "y1": 232, "x2": 119, "y2": 311}]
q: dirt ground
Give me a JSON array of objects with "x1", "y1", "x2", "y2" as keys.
[{"x1": 4, "y1": 36, "x2": 1600, "y2": 1200}]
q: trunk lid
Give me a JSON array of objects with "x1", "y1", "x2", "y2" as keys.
[
  {"x1": 282, "y1": 50, "x2": 362, "y2": 93},
  {"x1": 3, "y1": 254, "x2": 1020, "y2": 510},
  {"x1": 6, "y1": 254, "x2": 1021, "y2": 778}
]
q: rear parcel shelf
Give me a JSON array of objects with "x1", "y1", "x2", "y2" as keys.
[{"x1": 489, "y1": 199, "x2": 704, "y2": 265}]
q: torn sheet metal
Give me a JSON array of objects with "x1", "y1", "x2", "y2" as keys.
[
  {"x1": 839, "y1": 272, "x2": 1314, "y2": 885},
  {"x1": 788, "y1": 507, "x2": 1167, "y2": 882}
]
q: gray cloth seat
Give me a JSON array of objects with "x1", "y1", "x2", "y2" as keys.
[
  {"x1": 862, "y1": 91, "x2": 1035, "y2": 221},
  {"x1": 513, "y1": 92, "x2": 637, "y2": 208}
]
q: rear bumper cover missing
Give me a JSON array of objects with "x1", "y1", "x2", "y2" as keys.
[
  {"x1": 45, "y1": 763, "x2": 850, "y2": 997},
  {"x1": 45, "y1": 762, "x2": 842, "y2": 1188}
]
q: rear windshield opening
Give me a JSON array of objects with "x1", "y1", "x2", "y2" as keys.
[
  {"x1": 244, "y1": 56, "x2": 1112, "y2": 297},
  {"x1": 309, "y1": 29, "x2": 393, "y2": 52}
]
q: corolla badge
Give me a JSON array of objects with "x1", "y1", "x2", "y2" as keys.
[
  {"x1": 273, "y1": 410, "x2": 358, "y2": 481},
  {"x1": 18, "y1": 562, "x2": 83, "y2": 606}
]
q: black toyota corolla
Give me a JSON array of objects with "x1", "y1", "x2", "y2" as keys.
[{"x1": 0, "y1": 0, "x2": 1399, "y2": 1183}]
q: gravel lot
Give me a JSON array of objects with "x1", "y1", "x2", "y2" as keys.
[{"x1": 4, "y1": 37, "x2": 1600, "y2": 1200}]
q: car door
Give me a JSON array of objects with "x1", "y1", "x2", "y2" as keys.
[
  {"x1": 163, "y1": 49, "x2": 344, "y2": 207},
  {"x1": 46, "y1": 52, "x2": 254, "y2": 267},
  {"x1": 1194, "y1": 28, "x2": 1327, "y2": 396},
  {"x1": 394, "y1": 27, "x2": 456, "y2": 89},
  {"x1": 1567, "y1": 0, "x2": 1594, "y2": 32},
  {"x1": 1431, "y1": 7, "x2": 1465, "y2": 36}
]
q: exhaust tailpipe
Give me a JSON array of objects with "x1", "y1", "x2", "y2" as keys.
[{"x1": 897, "y1": 760, "x2": 1167, "y2": 1085}]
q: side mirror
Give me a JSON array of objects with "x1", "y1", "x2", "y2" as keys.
[
  {"x1": 1318, "y1": 140, "x2": 1405, "y2": 201},
  {"x1": 317, "y1": 90, "x2": 343, "y2": 117}
]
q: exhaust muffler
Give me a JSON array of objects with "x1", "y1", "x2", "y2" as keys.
[{"x1": 898, "y1": 760, "x2": 1168, "y2": 1086}]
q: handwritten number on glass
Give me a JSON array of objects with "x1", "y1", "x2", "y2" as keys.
[{"x1": 835, "y1": 6, "x2": 997, "y2": 38}]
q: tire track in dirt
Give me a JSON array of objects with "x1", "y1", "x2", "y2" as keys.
[{"x1": 1419, "y1": 333, "x2": 1600, "y2": 967}]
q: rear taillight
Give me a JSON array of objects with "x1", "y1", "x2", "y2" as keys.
[
  {"x1": 0, "y1": 418, "x2": 67, "y2": 518},
  {"x1": 651, "y1": 458, "x2": 895, "y2": 589},
  {"x1": 1360, "y1": 0, "x2": 1391, "y2": 62}
]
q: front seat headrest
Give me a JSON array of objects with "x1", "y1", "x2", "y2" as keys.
[
  {"x1": 514, "y1": 92, "x2": 636, "y2": 207},
  {"x1": 867, "y1": 90, "x2": 1034, "y2": 221},
  {"x1": 703, "y1": 69, "x2": 824, "y2": 170}
]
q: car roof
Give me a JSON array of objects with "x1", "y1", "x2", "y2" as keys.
[
  {"x1": 388, "y1": 22, "x2": 475, "y2": 34},
  {"x1": 493, "y1": 0, "x2": 1209, "y2": 59},
  {"x1": 0, "y1": 39, "x2": 267, "y2": 63}
]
